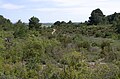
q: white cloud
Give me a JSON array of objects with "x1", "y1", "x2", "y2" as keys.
[
  {"x1": 33, "y1": 7, "x2": 92, "y2": 16},
  {"x1": 29, "y1": 0, "x2": 48, "y2": 2},
  {"x1": 1, "y1": 3, "x2": 24, "y2": 10},
  {"x1": 33, "y1": 8, "x2": 57, "y2": 12},
  {"x1": 29, "y1": 0, "x2": 41, "y2": 2},
  {"x1": 29, "y1": 0, "x2": 109, "y2": 7},
  {"x1": 34, "y1": 7, "x2": 86, "y2": 12},
  {"x1": 51, "y1": 0, "x2": 108, "y2": 7},
  {"x1": 28, "y1": 0, "x2": 120, "y2": 17}
]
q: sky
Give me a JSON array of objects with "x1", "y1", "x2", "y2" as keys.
[{"x1": 0, "y1": 0, "x2": 120, "y2": 23}]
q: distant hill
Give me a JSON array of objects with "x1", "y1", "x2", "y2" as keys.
[{"x1": 42, "y1": 23, "x2": 53, "y2": 27}]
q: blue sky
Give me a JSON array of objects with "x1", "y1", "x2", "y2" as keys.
[{"x1": 0, "y1": 0, "x2": 120, "y2": 23}]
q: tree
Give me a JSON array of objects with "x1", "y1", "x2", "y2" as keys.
[
  {"x1": 53, "y1": 21, "x2": 61, "y2": 26},
  {"x1": 29, "y1": 16, "x2": 41, "y2": 30},
  {"x1": 61, "y1": 21, "x2": 66, "y2": 24},
  {"x1": 67, "y1": 20, "x2": 72, "y2": 24},
  {"x1": 115, "y1": 22, "x2": 120, "y2": 33},
  {"x1": 107, "y1": 12, "x2": 120, "y2": 24},
  {"x1": 89, "y1": 8, "x2": 106, "y2": 25},
  {"x1": 13, "y1": 20, "x2": 28, "y2": 38},
  {"x1": 0, "y1": 15, "x2": 13, "y2": 31}
]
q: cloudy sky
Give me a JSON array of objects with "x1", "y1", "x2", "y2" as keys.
[{"x1": 0, "y1": 0, "x2": 120, "y2": 23}]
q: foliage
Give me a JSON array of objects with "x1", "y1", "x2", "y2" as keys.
[
  {"x1": 0, "y1": 9, "x2": 120, "y2": 78},
  {"x1": 13, "y1": 20, "x2": 28, "y2": 38},
  {"x1": 29, "y1": 16, "x2": 42, "y2": 30},
  {"x1": 88, "y1": 8, "x2": 106, "y2": 25},
  {"x1": 0, "y1": 15, "x2": 13, "y2": 31}
]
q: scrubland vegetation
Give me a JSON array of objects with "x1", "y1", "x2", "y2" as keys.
[{"x1": 0, "y1": 8, "x2": 120, "y2": 79}]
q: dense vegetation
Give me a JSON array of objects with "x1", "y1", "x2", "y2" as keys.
[{"x1": 0, "y1": 8, "x2": 120, "y2": 79}]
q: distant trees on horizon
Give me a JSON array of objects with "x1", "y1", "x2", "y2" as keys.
[
  {"x1": 0, "y1": 8, "x2": 120, "y2": 25},
  {"x1": 0, "y1": 8, "x2": 120, "y2": 32}
]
